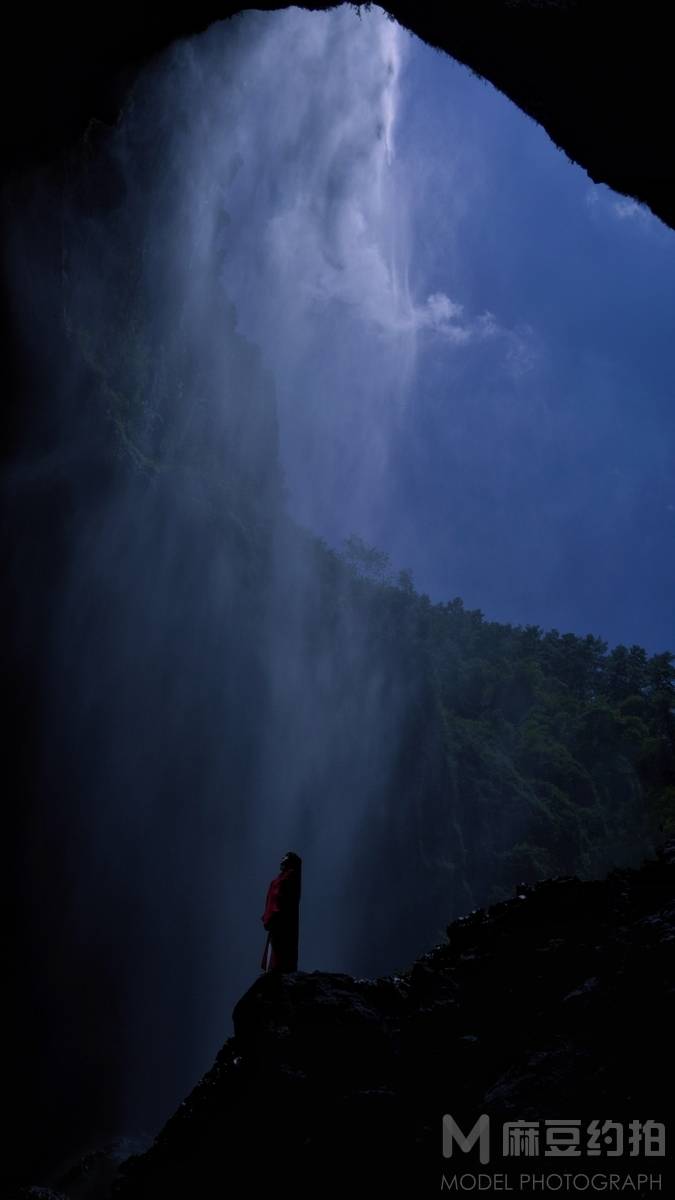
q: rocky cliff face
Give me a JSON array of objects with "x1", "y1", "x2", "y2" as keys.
[{"x1": 27, "y1": 842, "x2": 667, "y2": 1199}]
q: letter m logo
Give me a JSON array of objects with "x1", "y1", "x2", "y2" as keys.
[{"x1": 442, "y1": 1114, "x2": 490, "y2": 1164}]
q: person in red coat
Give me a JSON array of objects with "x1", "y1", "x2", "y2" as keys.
[{"x1": 261, "y1": 851, "x2": 302, "y2": 972}]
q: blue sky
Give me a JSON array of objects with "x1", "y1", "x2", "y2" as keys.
[
  {"x1": 196, "y1": 7, "x2": 674, "y2": 653},
  {"x1": 380, "y1": 33, "x2": 675, "y2": 651}
]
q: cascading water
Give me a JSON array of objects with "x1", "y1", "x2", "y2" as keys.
[{"x1": 5, "y1": 7, "x2": 443, "y2": 1173}]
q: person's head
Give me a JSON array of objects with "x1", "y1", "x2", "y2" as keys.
[{"x1": 280, "y1": 850, "x2": 301, "y2": 872}]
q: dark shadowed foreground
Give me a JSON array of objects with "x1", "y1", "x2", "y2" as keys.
[{"x1": 19, "y1": 843, "x2": 673, "y2": 1199}]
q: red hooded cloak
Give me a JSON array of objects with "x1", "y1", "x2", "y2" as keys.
[{"x1": 261, "y1": 856, "x2": 301, "y2": 972}]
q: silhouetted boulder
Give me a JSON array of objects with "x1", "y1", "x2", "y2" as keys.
[{"x1": 110, "y1": 845, "x2": 674, "y2": 1197}]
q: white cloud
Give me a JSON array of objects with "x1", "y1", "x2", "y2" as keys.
[
  {"x1": 612, "y1": 198, "x2": 646, "y2": 221},
  {"x1": 412, "y1": 293, "x2": 504, "y2": 346},
  {"x1": 585, "y1": 184, "x2": 653, "y2": 228},
  {"x1": 505, "y1": 325, "x2": 539, "y2": 378},
  {"x1": 424, "y1": 291, "x2": 463, "y2": 325}
]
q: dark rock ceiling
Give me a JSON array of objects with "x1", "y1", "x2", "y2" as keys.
[{"x1": 2, "y1": 2, "x2": 675, "y2": 231}]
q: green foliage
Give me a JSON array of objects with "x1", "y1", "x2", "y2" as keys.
[
  {"x1": 333, "y1": 547, "x2": 675, "y2": 907},
  {"x1": 341, "y1": 534, "x2": 391, "y2": 581}
]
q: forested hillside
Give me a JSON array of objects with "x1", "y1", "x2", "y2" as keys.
[{"x1": 334, "y1": 537, "x2": 675, "y2": 908}]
